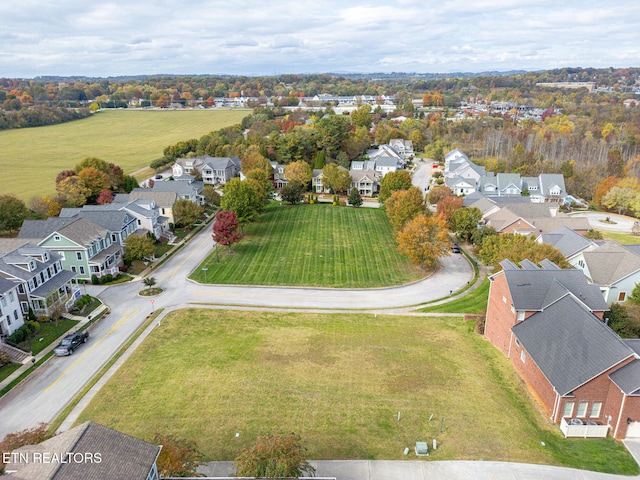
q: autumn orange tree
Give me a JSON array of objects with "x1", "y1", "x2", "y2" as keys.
[
  {"x1": 479, "y1": 233, "x2": 570, "y2": 270},
  {"x1": 396, "y1": 213, "x2": 450, "y2": 269},
  {"x1": 153, "y1": 433, "x2": 201, "y2": 478},
  {"x1": 385, "y1": 186, "x2": 426, "y2": 232},
  {"x1": 234, "y1": 433, "x2": 315, "y2": 478}
]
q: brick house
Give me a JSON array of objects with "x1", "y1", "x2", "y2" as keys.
[{"x1": 485, "y1": 259, "x2": 640, "y2": 439}]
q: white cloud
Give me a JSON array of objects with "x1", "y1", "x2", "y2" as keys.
[{"x1": 0, "y1": 0, "x2": 639, "y2": 77}]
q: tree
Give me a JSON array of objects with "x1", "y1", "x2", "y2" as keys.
[
  {"x1": 212, "y1": 210, "x2": 242, "y2": 252},
  {"x1": 321, "y1": 164, "x2": 352, "y2": 194},
  {"x1": 78, "y1": 167, "x2": 110, "y2": 201},
  {"x1": 436, "y1": 195, "x2": 463, "y2": 222},
  {"x1": 606, "y1": 303, "x2": 640, "y2": 339},
  {"x1": 75, "y1": 157, "x2": 110, "y2": 174},
  {"x1": 602, "y1": 186, "x2": 638, "y2": 215},
  {"x1": 351, "y1": 104, "x2": 373, "y2": 128},
  {"x1": 29, "y1": 195, "x2": 62, "y2": 218},
  {"x1": 124, "y1": 233, "x2": 156, "y2": 262},
  {"x1": 378, "y1": 170, "x2": 412, "y2": 204},
  {"x1": 0, "y1": 195, "x2": 27, "y2": 233},
  {"x1": 385, "y1": 186, "x2": 426, "y2": 232},
  {"x1": 96, "y1": 189, "x2": 113, "y2": 205},
  {"x1": 396, "y1": 213, "x2": 450, "y2": 269},
  {"x1": 314, "y1": 114, "x2": 351, "y2": 159},
  {"x1": 0, "y1": 423, "x2": 52, "y2": 474},
  {"x1": 280, "y1": 181, "x2": 305, "y2": 204},
  {"x1": 234, "y1": 433, "x2": 315, "y2": 479},
  {"x1": 241, "y1": 146, "x2": 272, "y2": 175},
  {"x1": 450, "y1": 207, "x2": 482, "y2": 242},
  {"x1": 244, "y1": 169, "x2": 273, "y2": 204},
  {"x1": 427, "y1": 185, "x2": 452, "y2": 205},
  {"x1": 143, "y1": 276, "x2": 157, "y2": 288},
  {"x1": 154, "y1": 434, "x2": 201, "y2": 478},
  {"x1": 594, "y1": 176, "x2": 619, "y2": 206},
  {"x1": 56, "y1": 176, "x2": 91, "y2": 207},
  {"x1": 479, "y1": 234, "x2": 570, "y2": 270},
  {"x1": 202, "y1": 184, "x2": 221, "y2": 206},
  {"x1": 348, "y1": 188, "x2": 363, "y2": 207},
  {"x1": 284, "y1": 161, "x2": 312, "y2": 187},
  {"x1": 221, "y1": 178, "x2": 264, "y2": 228},
  {"x1": 173, "y1": 198, "x2": 204, "y2": 227}
]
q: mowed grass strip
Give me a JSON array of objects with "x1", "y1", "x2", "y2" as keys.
[
  {"x1": 193, "y1": 203, "x2": 425, "y2": 288},
  {"x1": 0, "y1": 109, "x2": 247, "y2": 201},
  {"x1": 75, "y1": 309, "x2": 637, "y2": 473},
  {"x1": 420, "y1": 278, "x2": 491, "y2": 314}
]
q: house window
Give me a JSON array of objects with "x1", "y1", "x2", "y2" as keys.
[
  {"x1": 517, "y1": 311, "x2": 525, "y2": 321},
  {"x1": 590, "y1": 402, "x2": 602, "y2": 418},
  {"x1": 18, "y1": 284, "x2": 24, "y2": 294},
  {"x1": 20, "y1": 302, "x2": 28, "y2": 313},
  {"x1": 7, "y1": 315, "x2": 11, "y2": 326},
  {"x1": 13, "y1": 310, "x2": 18, "y2": 320},
  {"x1": 577, "y1": 259, "x2": 585, "y2": 268},
  {"x1": 0, "y1": 297, "x2": 6, "y2": 307},
  {"x1": 8, "y1": 291, "x2": 14, "y2": 302},
  {"x1": 520, "y1": 350, "x2": 526, "y2": 363},
  {"x1": 79, "y1": 266, "x2": 85, "y2": 275},
  {"x1": 54, "y1": 235, "x2": 60, "y2": 241},
  {"x1": 618, "y1": 291, "x2": 626, "y2": 302},
  {"x1": 576, "y1": 402, "x2": 588, "y2": 417},
  {"x1": 71, "y1": 266, "x2": 77, "y2": 273},
  {"x1": 562, "y1": 402, "x2": 575, "y2": 418},
  {"x1": 76, "y1": 252, "x2": 82, "y2": 261}
]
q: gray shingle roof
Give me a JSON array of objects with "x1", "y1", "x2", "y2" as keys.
[
  {"x1": 56, "y1": 218, "x2": 108, "y2": 247},
  {"x1": 6, "y1": 421, "x2": 160, "y2": 480},
  {"x1": 18, "y1": 218, "x2": 76, "y2": 240},
  {"x1": 581, "y1": 241, "x2": 640, "y2": 285},
  {"x1": 512, "y1": 295, "x2": 635, "y2": 396},
  {"x1": 539, "y1": 226, "x2": 596, "y2": 258},
  {"x1": 609, "y1": 359, "x2": 640, "y2": 395},
  {"x1": 500, "y1": 259, "x2": 608, "y2": 312}
]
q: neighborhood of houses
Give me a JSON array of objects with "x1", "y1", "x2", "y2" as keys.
[{"x1": 0, "y1": 141, "x2": 639, "y2": 475}]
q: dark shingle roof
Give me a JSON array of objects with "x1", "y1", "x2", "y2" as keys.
[
  {"x1": 500, "y1": 260, "x2": 608, "y2": 312},
  {"x1": 539, "y1": 226, "x2": 596, "y2": 258},
  {"x1": 6, "y1": 421, "x2": 160, "y2": 480},
  {"x1": 609, "y1": 359, "x2": 640, "y2": 395},
  {"x1": 512, "y1": 295, "x2": 635, "y2": 396}
]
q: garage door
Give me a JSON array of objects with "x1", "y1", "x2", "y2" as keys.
[{"x1": 627, "y1": 421, "x2": 640, "y2": 438}]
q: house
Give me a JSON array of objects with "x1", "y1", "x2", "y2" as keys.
[
  {"x1": 0, "y1": 241, "x2": 79, "y2": 318},
  {"x1": 570, "y1": 241, "x2": 640, "y2": 304},
  {"x1": 523, "y1": 174, "x2": 566, "y2": 204},
  {"x1": 312, "y1": 169, "x2": 326, "y2": 193},
  {"x1": 5, "y1": 421, "x2": 161, "y2": 480},
  {"x1": 58, "y1": 209, "x2": 138, "y2": 246},
  {"x1": 40, "y1": 218, "x2": 123, "y2": 281},
  {"x1": 485, "y1": 259, "x2": 640, "y2": 439},
  {"x1": 150, "y1": 177, "x2": 204, "y2": 204},
  {"x1": 172, "y1": 155, "x2": 240, "y2": 185},
  {"x1": 0, "y1": 277, "x2": 25, "y2": 336},
  {"x1": 271, "y1": 163, "x2": 288, "y2": 189},
  {"x1": 537, "y1": 226, "x2": 598, "y2": 262},
  {"x1": 445, "y1": 176, "x2": 477, "y2": 196},
  {"x1": 389, "y1": 139, "x2": 414, "y2": 160},
  {"x1": 126, "y1": 189, "x2": 178, "y2": 225},
  {"x1": 350, "y1": 170, "x2": 381, "y2": 197},
  {"x1": 444, "y1": 148, "x2": 469, "y2": 171}
]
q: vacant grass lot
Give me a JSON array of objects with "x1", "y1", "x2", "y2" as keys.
[
  {"x1": 0, "y1": 109, "x2": 247, "y2": 201},
  {"x1": 420, "y1": 278, "x2": 490, "y2": 314},
  {"x1": 76, "y1": 309, "x2": 637, "y2": 474},
  {"x1": 191, "y1": 203, "x2": 426, "y2": 288}
]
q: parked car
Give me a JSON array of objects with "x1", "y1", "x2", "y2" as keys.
[
  {"x1": 452, "y1": 244, "x2": 461, "y2": 254},
  {"x1": 54, "y1": 332, "x2": 89, "y2": 356},
  {"x1": 155, "y1": 174, "x2": 163, "y2": 180}
]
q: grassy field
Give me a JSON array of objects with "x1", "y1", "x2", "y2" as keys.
[
  {"x1": 0, "y1": 109, "x2": 248, "y2": 201},
  {"x1": 76, "y1": 309, "x2": 637, "y2": 474},
  {"x1": 191, "y1": 203, "x2": 426, "y2": 288},
  {"x1": 420, "y1": 278, "x2": 490, "y2": 314},
  {"x1": 598, "y1": 229, "x2": 640, "y2": 244}
]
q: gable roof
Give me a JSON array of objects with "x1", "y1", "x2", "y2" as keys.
[
  {"x1": 6, "y1": 421, "x2": 161, "y2": 480},
  {"x1": 511, "y1": 295, "x2": 635, "y2": 396},
  {"x1": 499, "y1": 259, "x2": 608, "y2": 312},
  {"x1": 539, "y1": 226, "x2": 596, "y2": 258},
  {"x1": 18, "y1": 218, "x2": 76, "y2": 240},
  {"x1": 484, "y1": 207, "x2": 535, "y2": 232},
  {"x1": 580, "y1": 241, "x2": 640, "y2": 285},
  {"x1": 609, "y1": 359, "x2": 640, "y2": 395},
  {"x1": 54, "y1": 218, "x2": 108, "y2": 247},
  {"x1": 59, "y1": 209, "x2": 135, "y2": 233},
  {"x1": 128, "y1": 189, "x2": 178, "y2": 208}
]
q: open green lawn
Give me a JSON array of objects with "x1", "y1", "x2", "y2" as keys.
[
  {"x1": 0, "y1": 109, "x2": 247, "y2": 201},
  {"x1": 191, "y1": 203, "x2": 426, "y2": 288},
  {"x1": 598, "y1": 229, "x2": 640, "y2": 244},
  {"x1": 420, "y1": 278, "x2": 490, "y2": 314},
  {"x1": 76, "y1": 309, "x2": 637, "y2": 474}
]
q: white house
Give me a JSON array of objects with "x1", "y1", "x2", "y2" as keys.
[{"x1": 0, "y1": 277, "x2": 25, "y2": 336}]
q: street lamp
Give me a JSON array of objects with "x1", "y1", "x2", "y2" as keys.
[{"x1": 202, "y1": 266, "x2": 208, "y2": 284}]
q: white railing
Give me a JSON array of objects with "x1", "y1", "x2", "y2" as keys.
[{"x1": 560, "y1": 417, "x2": 609, "y2": 438}]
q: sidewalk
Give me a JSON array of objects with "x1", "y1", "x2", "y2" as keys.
[
  {"x1": 0, "y1": 304, "x2": 108, "y2": 393},
  {"x1": 197, "y1": 459, "x2": 639, "y2": 480}
]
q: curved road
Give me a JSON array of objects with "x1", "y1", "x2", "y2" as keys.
[{"x1": 0, "y1": 220, "x2": 473, "y2": 439}]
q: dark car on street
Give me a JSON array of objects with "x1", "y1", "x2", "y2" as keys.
[
  {"x1": 452, "y1": 244, "x2": 461, "y2": 254},
  {"x1": 54, "y1": 332, "x2": 89, "y2": 356}
]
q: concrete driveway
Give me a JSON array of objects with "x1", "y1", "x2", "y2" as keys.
[{"x1": 572, "y1": 212, "x2": 637, "y2": 233}]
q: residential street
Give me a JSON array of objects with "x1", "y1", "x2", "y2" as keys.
[{"x1": 0, "y1": 220, "x2": 474, "y2": 439}]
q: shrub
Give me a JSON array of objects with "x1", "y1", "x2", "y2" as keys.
[
  {"x1": 91, "y1": 274, "x2": 99, "y2": 285},
  {"x1": 0, "y1": 352, "x2": 11, "y2": 367}
]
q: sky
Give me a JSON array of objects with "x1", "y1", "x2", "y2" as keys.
[{"x1": 1, "y1": 0, "x2": 639, "y2": 78}]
